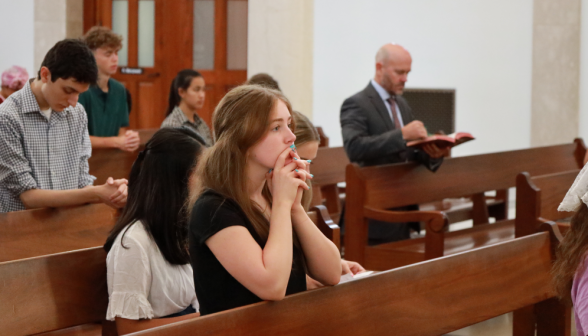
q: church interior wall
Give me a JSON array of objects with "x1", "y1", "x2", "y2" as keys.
[{"x1": 312, "y1": 0, "x2": 534, "y2": 156}]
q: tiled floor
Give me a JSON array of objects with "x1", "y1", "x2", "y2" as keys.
[{"x1": 443, "y1": 312, "x2": 577, "y2": 336}]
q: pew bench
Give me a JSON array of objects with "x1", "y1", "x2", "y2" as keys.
[
  {"x1": 345, "y1": 140, "x2": 586, "y2": 270},
  {"x1": 0, "y1": 203, "x2": 118, "y2": 262},
  {"x1": 0, "y1": 204, "x2": 338, "y2": 264},
  {"x1": 0, "y1": 206, "x2": 339, "y2": 336},
  {"x1": 515, "y1": 169, "x2": 580, "y2": 238},
  {"x1": 89, "y1": 128, "x2": 157, "y2": 185},
  {"x1": 0, "y1": 247, "x2": 110, "y2": 336},
  {"x1": 311, "y1": 146, "x2": 510, "y2": 225},
  {"x1": 129, "y1": 224, "x2": 566, "y2": 336}
]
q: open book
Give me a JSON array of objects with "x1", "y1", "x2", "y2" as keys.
[{"x1": 406, "y1": 132, "x2": 474, "y2": 149}]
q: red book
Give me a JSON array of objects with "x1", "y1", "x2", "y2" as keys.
[{"x1": 406, "y1": 132, "x2": 475, "y2": 149}]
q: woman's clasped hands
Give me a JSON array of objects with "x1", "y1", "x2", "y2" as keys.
[{"x1": 266, "y1": 144, "x2": 313, "y2": 210}]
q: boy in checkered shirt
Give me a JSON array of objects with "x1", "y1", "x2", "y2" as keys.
[{"x1": 0, "y1": 39, "x2": 128, "y2": 213}]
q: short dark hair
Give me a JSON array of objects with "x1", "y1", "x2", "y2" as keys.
[
  {"x1": 37, "y1": 39, "x2": 98, "y2": 84},
  {"x1": 104, "y1": 128, "x2": 205, "y2": 265},
  {"x1": 246, "y1": 73, "x2": 281, "y2": 91}
]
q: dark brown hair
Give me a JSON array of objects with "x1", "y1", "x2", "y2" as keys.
[
  {"x1": 553, "y1": 203, "x2": 588, "y2": 304},
  {"x1": 104, "y1": 128, "x2": 205, "y2": 265},
  {"x1": 292, "y1": 111, "x2": 320, "y2": 211},
  {"x1": 246, "y1": 73, "x2": 281, "y2": 91}
]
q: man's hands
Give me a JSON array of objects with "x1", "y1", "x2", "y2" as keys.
[
  {"x1": 422, "y1": 143, "x2": 450, "y2": 159},
  {"x1": 401, "y1": 120, "x2": 427, "y2": 141},
  {"x1": 116, "y1": 130, "x2": 140, "y2": 152},
  {"x1": 94, "y1": 177, "x2": 128, "y2": 208}
]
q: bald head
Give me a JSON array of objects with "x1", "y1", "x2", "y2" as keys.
[
  {"x1": 374, "y1": 43, "x2": 412, "y2": 95},
  {"x1": 375, "y1": 44, "x2": 411, "y2": 65}
]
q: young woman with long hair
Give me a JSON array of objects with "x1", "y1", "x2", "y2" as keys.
[
  {"x1": 161, "y1": 69, "x2": 212, "y2": 146},
  {"x1": 553, "y1": 165, "x2": 588, "y2": 336},
  {"x1": 189, "y1": 85, "x2": 342, "y2": 315},
  {"x1": 104, "y1": 128, "x2": 205, "y2": 334}
]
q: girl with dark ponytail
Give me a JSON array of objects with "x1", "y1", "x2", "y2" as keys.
[
  {"x1": 161, "y1": 69, "x2": 212, "y2": 146},
  {"x1": 104, "y1": 128, "x2": 205, "y2": 334}
]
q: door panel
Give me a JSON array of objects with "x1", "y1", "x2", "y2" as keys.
[{"x1": 84, "y1": 0, "x2": 247, "y2": 130}]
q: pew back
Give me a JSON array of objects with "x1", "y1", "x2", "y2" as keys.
[
  {"x1": 515, "y1": 169, "x2": 579, "y2": 237},
  {"x1": 0, "y1": 205, "x2": 336, "y2": 263},
  {"x1": 89, "y1": 128, "x2": 157, "y2": 185},
  {"x1": 352, "y1": 141, "x2": 584, "y2": 210},
  {"x1": 0, "y1": 204, "x2": 117, "y2": 262},
  {"x1": 131, "y1": 230, "x2": 561, "y2": 336},
  {"x1": 0, "y1": 247, "x2": 108, "y2": 336}
]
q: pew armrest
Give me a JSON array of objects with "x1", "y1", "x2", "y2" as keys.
[{"x1": 363, "y1": 207, "x2": 448, "y2": 233}]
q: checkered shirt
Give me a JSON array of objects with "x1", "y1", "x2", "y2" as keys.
[
  {"x1": 160, "y1": 106, "x2": 213, "y2": 146},
  {"x1": 0, "y1": 81, "x2": 95, "y2": 212}
]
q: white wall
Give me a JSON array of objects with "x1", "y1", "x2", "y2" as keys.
[
  {"x1": 313, "y1": 0, "x2": 534, "y2": 156},
  {"x1": 248, "y1": 0, "x2": 314, "y2": 118},
  {"x1": 0, "y1": 0, "x2": 35, "y2": 78}
]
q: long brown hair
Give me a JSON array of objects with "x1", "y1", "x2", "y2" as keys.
[
  {"x1": 292, "y1": 111, "x2": 320, "y2": 211},
  {"x1": 553, "y1": 203, "x2": 588, "y2": 304},
  {"x1": 190, "y1": 85, "x2": 295, "y2": 242}
]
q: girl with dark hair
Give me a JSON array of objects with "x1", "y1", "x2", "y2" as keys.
[
  {"x1": 553, "y1": 165, "x2": 588, "y2": 335},
  {"x1": 104, "y1": 128, "x2": 205, "y2": 334},
  {"x1": 161, "y1": 69, "x2": 212, "y2": 146},
  {"x1": 189, "y1": 85, "x2": 341, "y2": 316}
]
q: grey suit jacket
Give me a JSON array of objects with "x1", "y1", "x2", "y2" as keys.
[{"x1": 340, "y1": 82, "x2": 442, "y2": 170}]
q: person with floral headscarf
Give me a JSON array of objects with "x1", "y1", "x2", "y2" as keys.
[{"x1": 1, "y1": 66, "x2": 29, "y2": 104}]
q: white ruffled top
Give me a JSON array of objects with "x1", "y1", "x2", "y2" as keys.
[{"x1": 106, "y1": 220, "x2": 199, "y2": 321}]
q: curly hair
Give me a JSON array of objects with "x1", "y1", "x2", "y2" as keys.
[{"x1": 82, "y1": 26, "x2": 123, "y2": 50}]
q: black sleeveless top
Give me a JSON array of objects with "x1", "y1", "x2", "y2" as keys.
[{"x1": 189, "y1": 189, "x2": 307, "y2": 315}]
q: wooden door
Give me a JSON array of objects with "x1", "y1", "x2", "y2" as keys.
[{"x1": 84, "y1": 0, "x2": 247, "y2": 129}]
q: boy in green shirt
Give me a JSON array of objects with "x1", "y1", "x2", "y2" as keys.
[{"x1": 79, "y1": 26, "x2": 139, "y2": 152}]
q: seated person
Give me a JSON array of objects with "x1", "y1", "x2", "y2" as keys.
[
  {"x1": 189, "y1": 85, "x2": 341, "y2": 315},
  {"x1": 553, "y1": 166, "x2": 588, "y2": 336},
  {"x1": 291, "y1": 111, "x2": 366, "y2": 288},
  {"x1": 104, "y1": 128, "x2": 205, "y2": 335},
  {"x1": 0, "y1": 39, "x2": 127, "y2": 213},
  {"x1": 0, "y1": 66, "x2": 28, "y2": 104},
  {"x1": 79, "y1": 26, "x2": 139, "y2": 152},
  {"x1": 161, "y1": 69, "x2": 212, "y2": 146}
]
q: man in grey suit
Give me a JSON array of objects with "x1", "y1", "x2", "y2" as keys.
[{"x1": 340, "y1": 43, "x2": 448, "y2": 244}]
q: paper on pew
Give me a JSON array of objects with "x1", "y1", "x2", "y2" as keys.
[{"x1": 338, "y1": 271, "x2": 375, "y2": 284}]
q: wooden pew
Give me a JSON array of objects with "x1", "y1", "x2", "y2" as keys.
[
  {"x1": 515, "y1": 169, "x2": 580, "y2": 238},
  {"x1": 89, "y1": 128, "x2": 157, "y2": 185},
  {"x1": 310, "y1": 146, "x2": 510, "y2": 225},
  {"x1": 513, "y1": 169, "x2": 579, "y2": 336},
  {"x1": 345, "y1": 140, "x2": 585, "y2": 270},
  {"x1": 0, "y1": 247, "x2": 110, "y2": 336},
  {"x1": 0, "y1": 204, "x2": 337, "y2": 263},
  {"x1": 0, "y1": 207, "x2": 338, "y2": 336},
  {"x1": 129, "y1": 225, "x2": 566, "y2": 336},
  {"x1": 0, "y1": 203, "x2": 117, "y2": 262}
]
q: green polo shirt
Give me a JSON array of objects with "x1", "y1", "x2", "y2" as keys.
[{"x1": 78, "y1": 78, "x2": 129, "y2": 137}]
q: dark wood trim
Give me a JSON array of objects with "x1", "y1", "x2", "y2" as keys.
[{"x1": 214, "y1": 0, "x2": 228, "y2": 71}]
